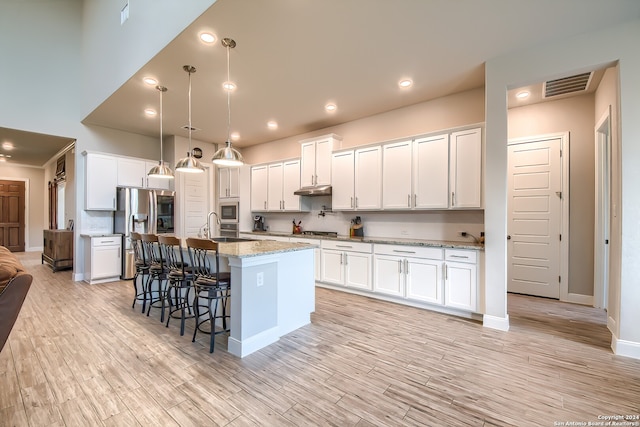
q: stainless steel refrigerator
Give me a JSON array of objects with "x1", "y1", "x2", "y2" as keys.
[{"x1": 114, "y1": 187, "x2": 175, "y2": 279}]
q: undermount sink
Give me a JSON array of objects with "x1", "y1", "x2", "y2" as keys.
[{"x1": 210, "y1": 237, "x2": 255, "y2": 243}]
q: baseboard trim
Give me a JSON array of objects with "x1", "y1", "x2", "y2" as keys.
[
  {"x1": 483, "y1": 314, "x2": 510, "y2": 331},
  {"x1": 26, "y1": 246, "x2": 44, "y2": 252},
  {"x1": 607, "y1": 315, "x2": 616, "y2": 335},
  {"x1": 611, "y1": 333, "x2": 640, "y2": 360},
  {"x1": 565, "y1": 293, "x2": 594, "y2": 306}
]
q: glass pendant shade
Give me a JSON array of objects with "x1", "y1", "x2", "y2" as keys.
[
  {"x1": 148, "y1": 85, "x2": 174, "y2": 179},
  {"x1": 212, "y1": 37, "x2": 244, "y2": 168},
  {"x1": 176, "y1": 65, "x2": 204, "y2": 173}
]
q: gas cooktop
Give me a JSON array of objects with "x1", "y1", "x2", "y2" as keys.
[{"x1": 300, "y1": 230, "x2": 338, "y2": 238}]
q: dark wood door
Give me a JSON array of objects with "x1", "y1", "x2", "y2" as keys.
[{"x1": 0, "y1": 180, "x2": 25, "y2": 252}]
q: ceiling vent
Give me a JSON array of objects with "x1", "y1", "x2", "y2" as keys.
[{"x1": 543, "y1": 72, "x2": 592, "y2": 98}]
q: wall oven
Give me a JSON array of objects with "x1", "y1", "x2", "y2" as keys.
[{"x1": 219, "y1": 201, "x2": 239, "y2": 223}]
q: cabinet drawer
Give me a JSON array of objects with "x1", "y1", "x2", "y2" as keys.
[
  {"x1": 374, "y1": 244, "x2": 443, "y2": 260},
  {"x1": 321, "y1": 240, "x2": 372, "y2": 253},
  {"x1": 92, "y1": 236, "x2": 122, "y2": 247},
  {"x1": 445, "y1": 249, "x2": 477, "y2": 263}
]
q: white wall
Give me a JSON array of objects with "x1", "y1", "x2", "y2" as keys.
[
  {"x1": 486, "y1": 19, "x2": 640, "y2": 356},
  {"x1": 509, "y1": 94, "x2": 596, "y2": 297}
]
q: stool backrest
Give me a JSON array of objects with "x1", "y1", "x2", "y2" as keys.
[
  {"x1": 130, "y1": 232, "x2": 146, "y2": 266},
  {"x1": 186, "y1": 238, "x2": 220, "y2": 279},
  {"x1": 157, "y1": 235, "x2": 186, "y2": 273},
  {"x1": 140, "y1": 233, "x2": 163, "y2": 267}
]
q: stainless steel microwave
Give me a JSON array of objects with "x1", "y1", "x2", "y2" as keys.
[{"x1": 219, "y1": 202, "x2": 239, "y2": 223}]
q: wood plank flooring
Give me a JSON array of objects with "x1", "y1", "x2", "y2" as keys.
[{"x1": 1, "y1": 252, "x2": 639, "y2": 426}]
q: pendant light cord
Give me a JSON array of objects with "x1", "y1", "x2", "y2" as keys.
[
  {"x1": 159, "y1": 86, "x2": 164, "y2": 162},
  {"x1": 226, "y1": 42, "x2": 232, "y2": 145},
  {"x1": 188, "y1": 69, "x2": 193, "y2": 153}
]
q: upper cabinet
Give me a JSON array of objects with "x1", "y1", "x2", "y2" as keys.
[
  {"x1": 449, "y1": 128, "x2": 482, "y2": 208},
  {"x1": 300, "y1": 134, "x2": 342, "y2": 188},
  {"x1": 382, "y1": 139, "x2": 413, "y2": 210},
  {"x1": 251, "y1": 160, "x2": 310, "y2": 212},
  {"x1": 218, "y1": 167, "x2": 240, "y2": 199},
  {"x1": 85, "y1": 153, "x2": 118, "y2": 211},
  {"x1": 250, "y1": 165, "x2": 268, "y2": 212},
  {"x1": 331, "y1": 146, "x2": 382, "y2": 211},
  {"x1": 413, "y1": 134, "x2": 450, "y2": 209},
  {"x1": 116, "y1": 158, "x2": 171, "y2": 190}
]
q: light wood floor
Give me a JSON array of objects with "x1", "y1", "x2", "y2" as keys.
[{"x1": 1, "y1": 252, "x2": 639, "y2": 426}]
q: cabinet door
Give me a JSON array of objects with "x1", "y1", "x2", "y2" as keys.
[
  {"x1": 251, "y1": 165, "x2": 268, "y2": 211},
  {"x1": 354, "y1": 146, "x2": 382, "y2": 210},
  {"x1": 406, "y1": 258, "x2": 443, "y2": 305},
  {"x1": 219, "y1": 167, "x2": 230, "y2": 198},
  {"x1": 315, "y1": 138, "x2": 334, "y2": 186},
  {"x1": 117, "y1": 158, "x2": 146, "y2": 187},
  {"x1": 92, "y1": 245, "x2": 121, "y2": 279},
  {"x1": 228, "y1": 167, "x2": 240, "y2": 198},
  {"x1": 300, "y1": 142, "x2": 316, "y2": 187},
  {"x1": 331, "y1": 151, "x2": 355, "y2": 210},
  {"x1": 445, "y1": 261, "x2": 477, "y2": 311},
  {"x1": 85, "y1": 154, "x2": 118, "y2": 210},
  {"x1": 382, "y1": 140, "x2": 413, "y2": 209},
  {"x1": 321, "y1": 249, "x2": 344, "y2": 285},
  {"x1": 267, "y1": 163, "x2": 284, "y2": 211},
  {"x1": 373, "y1": 255, "x2": 404, "y2": 297},
  {"x1": 145, "y1": 161, "x2": 172, "y2": 190},
  {"x1": 282, "y1": 160, "x2": 301, "y2": 211},
  {"x1": 413, "y1": 134, "x2": 449, "y2": 209},
  {"x1": 450, "y1": 128, "x2": 482, "y2": 208},
  {"x1": 344, "y1": 252, "x2": 372, "y2": 290}
]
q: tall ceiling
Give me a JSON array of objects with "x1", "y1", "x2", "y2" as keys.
[{"x1": 3, "y1": 0, "x2": 640, "y2": 167}]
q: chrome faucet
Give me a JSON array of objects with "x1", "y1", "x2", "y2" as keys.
[{"x1": 206, "y1": 211, "x2": 221, "y2": 239}]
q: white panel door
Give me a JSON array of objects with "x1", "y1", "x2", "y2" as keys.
[
  {"x1": 354, "y1": 146, "x2": 382, "y2": 210},
  {"x1": 507, "y1": 138, "x2": 561, "y2": 299},
  {"x1": 331, "y1": 151, "x2": 355, "y2": 210},
  {"x1": 321, "y1": 249, "x2": 344, "y2": 285},
  {"x1": 344, "y1": 252, "x2": 372, "y2": 290},
  {"x1": 373, "y1": 255, "x2": 404, "y2": 297},
  {"x1": 406, "y1": 258, "x2": 443, "y2": 305},
  {"x1": 282, "y1": 160, "x2": 301, "y2": 211},
  {"x1": 382, "y1": 140, "x2": 412, "y2": 209},
  {"x1": 182, "y1": 169, "x2": 209, "y2": 238},
  {"x1": 450, "y1": 128, "x2": 482, "y2": 208},
  {"x1": 267, "y1": 163, "x2": 283, "y2": 211},
  {"x1": 413, "y1": 134, "x2": 449, "y2": 209},
  {"x1": 251, "y1": 165, "x2": 268, "y2": 211}
]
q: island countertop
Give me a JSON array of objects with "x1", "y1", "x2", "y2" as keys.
[{"x1": 216, "y1": 240, "x2": 315, "y2": 258}]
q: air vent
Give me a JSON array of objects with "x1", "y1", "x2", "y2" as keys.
[{"x1": 543, "y1": 72, "x2": 592, "y2": 98}]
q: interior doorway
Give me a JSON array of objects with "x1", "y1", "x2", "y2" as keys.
[
  {"x1": 0, "y1": 179, "x2": 26, "y2": 252},
  {"x1": 594, "y1": 107, "x2": 611, "y2": 310}
]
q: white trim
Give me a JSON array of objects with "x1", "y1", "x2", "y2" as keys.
[
  {"x1": 483, "y1": 314, "x2": 510, "y2": 331},
  {"x1": 607, "y1": 315, "x2": 616, "y2": 334},
  {"x1": 507, "y1": 132, "x2": 569, "y2": 302},
  {"x1": 73, "y1": 273, "x2": 84, "y2": 282},
  {"x1": 594, "y1": 106, "x2": 611, "y2": 310},
  {"x1": 0, "y1": 176, "x2": 30, "y2": 251},
  {"x1": 227, "y1": 326, "x2": 280, "y2": 358},
  {"x1": 565, "y1": 293, "x2": 594, "y2": 306},
  {"x1": 611, "y1": 333, "x2": 640, "y2": 360}
]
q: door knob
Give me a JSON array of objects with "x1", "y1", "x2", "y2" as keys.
[{"x1": 507, "y1": 235, "x2": 511, "y2": 240}]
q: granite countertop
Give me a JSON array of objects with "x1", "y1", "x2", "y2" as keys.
[
  {"x1": 243, "y1": 230, "x2": 484, "y2": 251},
  {"x1": 80, "y1": 233, "x2": 123, "y2": 238},
  {"x1": 217, "y1": 240, "x2": 315, "y2": 258}
]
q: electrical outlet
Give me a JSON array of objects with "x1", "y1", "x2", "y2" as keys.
[
  {"x1": 460, "y1": 231, "x2": 467, "y2": 237},
  {"x1": 256, "y1": 272, "x2": 264, "y2": 287}
]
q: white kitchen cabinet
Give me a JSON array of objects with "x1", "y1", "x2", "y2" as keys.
[
  {"x1": 83, "y1": 235, "x2": 122, "y2": 284},
  {"x1": 300, "y1": 134, "x2": 342, "y2": 188},
  {"x1": 251, "y1": 165, "x2": 268, "y2": 211},
  {"x1": 117, "y1": 157, "x2": 146, "y2": 187},
  {"x1": 84, "y1": 152, "x2": 118, "y2": 210},
  {"x1": 267, "y1": 163, "x2": 284, "y2": 211},
  {"x1": 414, "y1": 134, "x2": 450, "y2": 209},
  {"x1": 444, "y1": 249, "x2": 478, "y2": 311},
  {"x1": 354, "y1": 146, "x2": 382, "y2": 210},
  {"x1": 382, "y1": 139, "x2": 413, "y2": 210},
  {"x1": 218, "y1": 166, "x2": 240, "y2": 199},
  {"x1": 331, "y1": 150, "x2": 355, "y2": 210},
  {"x1": 405, "y1": 258, "x2": 444, "y2": 304},
  {"x1": 282, "y1": 159, "x2": 305, "y2": 211},
  {"x1": 372, "y1": 255, "x2": 405, "y2": 297},
  {"x1": 321, "y1": 240, "x2": 372, "y2": 290},
  {"x1": 449, "y1": 128, "x2": 482, "y2": 208}
]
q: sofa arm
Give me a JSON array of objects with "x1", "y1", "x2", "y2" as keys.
[{"x1": 0, "y1": 273, "x2": 33, "y2": 352}]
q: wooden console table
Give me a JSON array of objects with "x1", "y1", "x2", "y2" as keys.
[{"x1": 42, "y1": 230, "x2": 73, "y2": 272}]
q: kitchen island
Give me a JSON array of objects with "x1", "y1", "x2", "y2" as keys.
[{"x1": 215, "y1": 240, "x2": 316, "y2": 358}]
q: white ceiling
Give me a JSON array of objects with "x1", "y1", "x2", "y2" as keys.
[{"x1": 4, "y1": 0, "x2": 640, "y2": 167}]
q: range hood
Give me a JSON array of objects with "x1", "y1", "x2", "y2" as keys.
[{"x1": 294, "y1": 185, "x2": 332, "y2": 196}]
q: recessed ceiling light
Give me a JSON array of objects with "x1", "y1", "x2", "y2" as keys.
[
  {"x1": 2, "y1": 142, "x2": 14, "y2": 150},
  {"x1": 199, "y1": 32, "x2": 216, "y2": 43},
  {"x1": 325, "y1": 103, "x2": 337, "y2": 112},
  {"x1": 516, "y1": 91, "x2": 530, "y2": 99},
  {"x1": 144, "y1": 109, "x2": 157, "y2": 116},
  {"x1": 143, "y1": 77, "x2": 158, "y2": 86},
  {"x1": 223, "y1": 81, "x2": 236, "y2": 91},
  {"x1": 0, "y1": 154, "x2": 10, "y2": 158},
  {"x1": 267, "y1": 121, "x2": 278, "y2": 130},
  {"x1": 399, "y1": 79, "x2": 413, "y2": 88},
  {"x1": 230, "y1": 132, "x2": 240, "y2": 141},
  {"x1": 0, "y1": 157, "x2": 6, "y2": 163}
]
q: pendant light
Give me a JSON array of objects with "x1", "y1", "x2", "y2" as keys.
[
  {"x1": 148, "y1": 85, "x2": 174, "y2": 179},
  {"x1": 212, "y1": 38, "x2": 244, "y2": 167},
  {"x1": 175, "y1": 65, "x2": 205, "y2": 173}
]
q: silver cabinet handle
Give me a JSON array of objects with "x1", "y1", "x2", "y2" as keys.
[
  {"x1": 414, "y1": 194, "x2": 417, "y2": 207},
  {"x1": 344, "y1": 253, "x2": 348, "y2": 265},
  {"x1": 398, "y1": 259, "x2": 402, "y2": 274},
  {"x1": 404, "y1": 259, "x2": 408, "y2": 274},
  {"x1": 264, "y1": 201, "x2": 267, "y2": 209},
  {"x1": 451, "y1": 192, "x2": 455, "y2": 207},
  {"x1": 336, "y1": 245, "x2": 352, "y2": 249},
  {"x1": 355, "y1": 197, "x2": 358, "y2": 208},
  {"x1": 282, "y1": 200, "x2": 285, "y2": 210},
  {"x1": 340, "y1": 253, "x2": 344, "y2": 264},
  {"x1": 393, "y1": 249, "x2": 416, "y2": 254},
  {"x1": 351, "y1": 197, "x2": 354, "y2": 208},
  {"x1": 311, "y1": 175, "x2": 314, "y2": 185},
  {"x1": 408, "y1": 194, "x2": 411, "y2": 208},
  {"x1": 444, "y1": 264, "x2": 448, "y2": 280},
  {"x1": 449, "y1": 255, "x2": 469, "y2": 259}
]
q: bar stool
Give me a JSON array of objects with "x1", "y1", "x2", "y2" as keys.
[
  {"x1": 130, "y1": 232, "x2": 150, "y2": 313},
  {"x1": 140, "y1": 233, "x2": 169, "y2": 322},
  {"x1": 158, "y1": 235, "x2": 195, "y2": 336},
  {"x1": 187, "y1": 238, "x2": 231, "y2": 353}
]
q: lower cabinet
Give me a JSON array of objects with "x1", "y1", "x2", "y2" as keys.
[
  {"x1": 320, "y1": 241, "x2": 372, "y2": 290},
  {"x1": 444, "y1": 249, "x2": 477, "y2": 311},
  {"x1": 83, "y1": 235, "x2": 122, "y2": 284}
]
